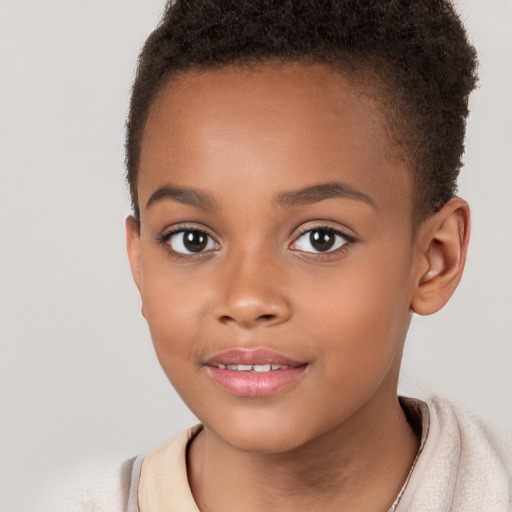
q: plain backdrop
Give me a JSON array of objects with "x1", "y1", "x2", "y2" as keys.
[{"x1": 0, "y1": 1, "x2": 511, "y2": 510}]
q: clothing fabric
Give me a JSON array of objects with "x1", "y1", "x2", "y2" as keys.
[
  {"x1": 126, "y1": 397, "x2": 512, "y2": 512},
  {"x1": 35, "y1": 396, "x2": 512, "y2": 511},
  {"x1": 128, "y1": 399, "x2": 424, "y2": 512},
  {"x1": 395, "y1": 398, "x2": 512, "y2": 511}
]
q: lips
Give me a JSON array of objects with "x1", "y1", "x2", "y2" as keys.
[
  {"x1": 205, "y1": 348, "x2": 307, "y2": 398},
  {"x1": 206, "y1": 348, "x2": 303, "y2": 367}
]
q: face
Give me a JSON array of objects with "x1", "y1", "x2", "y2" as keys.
[{"x1": 128, "y1": 62, "x2": 419, "y2": 453}]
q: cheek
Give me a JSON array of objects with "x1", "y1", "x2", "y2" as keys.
[
  {"x1": 140, "y1": 262, "x2": 212, "y2": 369},
  {"x1": 139, "y1": 271, "x2": 217, "y2": 421},
  {"x1": 298, "y1": 244, "x2": 413, "y2": 373}
]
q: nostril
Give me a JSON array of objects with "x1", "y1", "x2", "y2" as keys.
[
  {"x1": 258, "y1": 314, "x2": 276, "y2": 321},
  {"x1": 218, "y1": 313, "x2": 277, "y2": 326},
  {"x1": 219, "y1": 315, "x2": 234, "y2": 325}
]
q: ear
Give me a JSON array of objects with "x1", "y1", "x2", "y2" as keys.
[
  {"x1": 411, "y1": 198, "x2": 470, "y2": 315},
  {"x1": 126, "y1": 215, "x2": 142, "y2": 293}
]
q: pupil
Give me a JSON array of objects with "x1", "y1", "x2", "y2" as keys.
[
  {"x1": 184, "y1": 231, "x2": 207, "y2": 252},
  {"x1": 310, "y1": 229, "x2": 335, "y2": 251}
]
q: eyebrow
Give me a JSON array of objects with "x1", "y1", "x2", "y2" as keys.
[
  {"x1": 146, "y1": 185, "x2": 218, "y2": 210},
  {"x1": 146, "y1": 181, "x2": 376, "y2": 211},
  {"x1": 274, "y1": 181, "x2": 376, "y2": 209}
]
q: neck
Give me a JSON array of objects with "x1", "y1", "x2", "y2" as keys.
[{"x1": 187, "y1": 390, "x2": 420, "y2": 512}]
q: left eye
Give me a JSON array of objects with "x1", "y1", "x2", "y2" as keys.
[
  {"x1": 291, "y1": 228, "x2": 349, "y2": 253},
  {"x1": 167, "y1": 230, "x2": 218, "y2": 254}
]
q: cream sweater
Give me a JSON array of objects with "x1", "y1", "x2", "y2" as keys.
[{"x1": 37, "y1": 397, "x2": 512, "y2": 512}]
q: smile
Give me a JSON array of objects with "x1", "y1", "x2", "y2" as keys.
[
  {"x1": 205, "y1": 348, "x2": 307, "y2": 397},
  {"x1": 216, "y1": 364, "x2": 290, "y2": 372}
]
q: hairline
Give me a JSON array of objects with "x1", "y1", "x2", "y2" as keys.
[{"x1": 130, "y1": 57, "x2": 436, "y2": 233}]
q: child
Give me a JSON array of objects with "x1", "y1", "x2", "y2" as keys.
[{"x1": 45, "y1": 0, "x2": 512, "y2": 510}]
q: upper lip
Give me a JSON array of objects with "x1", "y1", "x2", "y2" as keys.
[{"x1": 206, "y1": 348, "x2": 305, "y2": 367}]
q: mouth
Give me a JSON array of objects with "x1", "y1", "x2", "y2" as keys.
[
  {"x1": 215, "y1": 363, "x2": 293, "y2": 372},
  {"x1": 205, "y1": 348, "x2": 308, "y2": 398}
]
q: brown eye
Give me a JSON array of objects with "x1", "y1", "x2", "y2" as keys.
[
  {"x1": 292, "y1": 227, "x2": 349, "y2": 253},
  {"x1": 168, "y1": 230, "x2": 218, "y2": 254},
  {"x1": 310, "y1": 229, "x2": 336, "y2": 251}
]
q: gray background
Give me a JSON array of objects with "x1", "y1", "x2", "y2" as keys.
[{"x1": 0, "y1": 1, "x2": 511, "y2": 510}]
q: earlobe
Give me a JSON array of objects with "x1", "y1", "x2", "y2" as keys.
[
  {"x1": 126, "y1": 215, "x2": 142, "y2": 293},
  {"x1": 411, "y1": 198, "x2": 470, "y2": 315}
]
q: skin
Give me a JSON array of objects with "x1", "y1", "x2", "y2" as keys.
[{"x1": 126, "y1": 62, "x2": 470, "y2": 512}]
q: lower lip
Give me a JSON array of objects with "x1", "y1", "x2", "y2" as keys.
[{"x1": 207, "y1": 365, "x2": 307, "y2": 397}]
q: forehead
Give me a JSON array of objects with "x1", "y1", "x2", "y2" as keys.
[{"x1": 139, "y1": 62, "x2": 412, "y2": 218}]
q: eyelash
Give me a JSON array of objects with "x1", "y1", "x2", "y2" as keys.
[
  {"x1": 158, "y1": 224, "x2": 356, "y2": 260},
  {"x1": 291, "y1": 225, "x2": 356, "y2": 256},
  {"x1": 158, "y1": 225, "x2": 219, "y2": 261}
]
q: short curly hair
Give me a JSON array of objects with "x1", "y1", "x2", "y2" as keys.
[{"x1": 126, "y1": 0, "x2": 478, "y2": 223}]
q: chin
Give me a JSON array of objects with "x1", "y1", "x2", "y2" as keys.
[
  {"x1": 203, "y1": 408, "x2": 319, "y2": 454},
  {"x1": 219, "y1": 428, "x2": 309, "y2": 454}
]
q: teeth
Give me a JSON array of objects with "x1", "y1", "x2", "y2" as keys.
[
  {"x1": 253, "y1": 364, "x2": 271, "y2": 373},
  {"x1": 217, "y1": 364, "x2": 290, "y2": 372},
  {"x1": 227, "y1": 364, "x2": 252, "y2": 371}
]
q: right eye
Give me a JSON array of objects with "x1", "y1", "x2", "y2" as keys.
[{"x1": 165, "y1": 229, "x2": 219, "y2": 255}]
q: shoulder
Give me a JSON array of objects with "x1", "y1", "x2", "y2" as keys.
[
  {"x1": 33, "y1": 455, "x2": 139, "y2": 512},
  {"x1": 429, "y1": 396, "x2": 512, "y2": 474},
  {"x1": 33, "y1": 426, "x2": 201, "y2": 512},
  {"x1": 398, "y1": 395, "x2": 512, "y2": 512}
]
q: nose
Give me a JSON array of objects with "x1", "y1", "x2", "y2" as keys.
[{"x1": 215, "y1": 250, "x2": 292, "y2": 328}]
